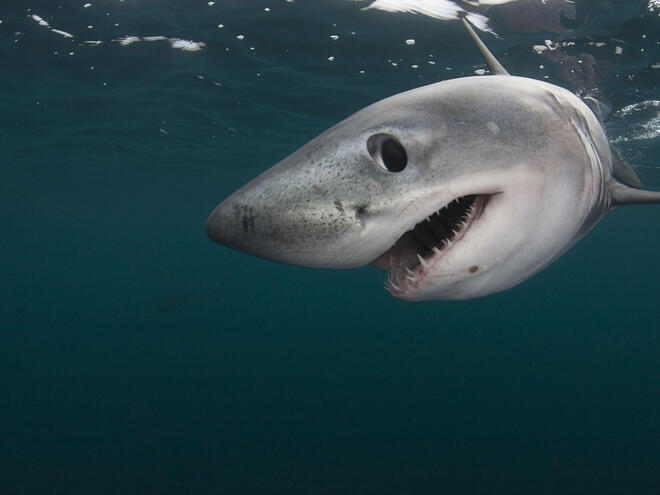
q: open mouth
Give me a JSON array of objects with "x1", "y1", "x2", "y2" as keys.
[{"x1": 373, "y1": 194, "x2": 489, "y2": 294}]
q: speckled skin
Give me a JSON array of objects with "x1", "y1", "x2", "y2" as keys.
[{"x1": 206, "y1": 75, "x2": 634, "y2": 300}]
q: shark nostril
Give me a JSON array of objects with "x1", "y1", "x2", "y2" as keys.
[
  {"x1": 367, "y1": 133, "x2": 407, "y2": 173},
  {"x1": 355, "y1": 206, "x2": 367, "y2": 226}
]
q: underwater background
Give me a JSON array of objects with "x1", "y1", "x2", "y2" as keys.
[{"x1": 2, "y1": 0, "x2": 660, "y2": 493}]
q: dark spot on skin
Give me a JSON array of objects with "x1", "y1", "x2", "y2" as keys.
[
  {"x1": 239, "y1": 205, "x2": 257, "y2": 234},
  {"x1": 313, "y1": 185, "x2": 325, "y2": 196},
  {"x1": 334, "y1": 200, "x2": 345, "y2": 214},
  {"x1": 468, "y1": 265, "x2": 479, "y2": 273}
]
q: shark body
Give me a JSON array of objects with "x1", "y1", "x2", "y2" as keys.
[{"x1": 206, "y1": 20, "x2": 660, "y2": 301}]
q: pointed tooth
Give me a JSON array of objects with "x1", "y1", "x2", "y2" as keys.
[
  {"x1": 405, "y1": 267, "x2": 414, "y2": 275},
  {"x1": 417, "y1": 254, "x2": 429, "y2": 268},
  {"x1": 432, "y1": 246, "x2": 442, "y2": 255},
  {"x1": 406, "y1": 275, "x2": 416, "y2": 282},
  {"x1": 391, "y1": 282, "x2": 400, "y2": 291}
]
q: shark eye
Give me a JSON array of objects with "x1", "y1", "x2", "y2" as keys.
[{"x1": 367, "y1": 133, "x2": 407, "y2": 173}]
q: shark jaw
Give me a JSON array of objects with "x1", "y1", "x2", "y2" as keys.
[{"x1": 371, "y1": 194, "x2": 490, "y2": 299}]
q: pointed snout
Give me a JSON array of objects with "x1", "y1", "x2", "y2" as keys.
[
  {"x1": 205, "y1": 121, "x2": 402, "y2": 269},
  {"x1": 205, "y1": 179, "x2": 374, "y2": 269},
  {"x1": 205, "y1": 189, "x2": 271, "y2": 257},
  {"x1": 205, "y1": 198, "x2": 243, "y2": 249}
]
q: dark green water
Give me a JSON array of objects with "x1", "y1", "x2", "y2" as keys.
[{"x1": 2, "y1": 1, "x2": 660, "y2": 493}]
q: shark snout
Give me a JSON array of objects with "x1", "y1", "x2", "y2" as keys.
[
  {"x1": 205, "y1": 188, "x2": 276, "y2": 260},
  {"x1": 205, "y1": 186, "x2": 379, "y2": 269},
  {"x1": 205, "y1": 198, "x2": 250, "y2": 248}
]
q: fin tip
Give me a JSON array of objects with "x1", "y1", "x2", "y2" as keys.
[{"x1": 462, "y1": 17, "x2": 509, "y2": 76}]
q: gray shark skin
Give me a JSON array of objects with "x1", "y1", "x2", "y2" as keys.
[{"x1": 206, "y1": 20, "x2": 660, "y2": 301}]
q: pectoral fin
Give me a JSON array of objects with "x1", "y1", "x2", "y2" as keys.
[{"x1": 610, "y1": 180, "x2": 660, "y2": 206}]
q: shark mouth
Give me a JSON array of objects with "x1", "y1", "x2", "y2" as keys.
[{"x1": 372, "y1": 194, "x2": 489, "y2": 295}]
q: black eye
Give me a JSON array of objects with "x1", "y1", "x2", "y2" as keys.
[{"x1": 367, "y1": 133, "x2": 408, "y2": 173}]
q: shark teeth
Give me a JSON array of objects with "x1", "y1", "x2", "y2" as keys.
[
  {"x1": 386, "y1": 194, "x2": 488, "y2": 295},
  {"x1": 417, "y1": 254, "x2": 429, "y2": 268}
]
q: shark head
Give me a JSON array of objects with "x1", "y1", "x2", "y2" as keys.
[
  {"x1": 208, "y1": 75, "x2": 609, "y2": 300},
  {"x1": 206, "y1": 20, "x2": 660, "y2": 301}
]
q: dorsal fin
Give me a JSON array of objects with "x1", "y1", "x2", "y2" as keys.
[
  {"x1": 582, "y1": 96, "x2": 604, "y2": 123},
  {"x1": 462, "y1": 18, "x2": 509, "y2": 76},
  {"x1": 610, "y1": 144, "x2": 642, "y2": 188},
  {"x1": 582, "y1": 98, "x2": 640, "y2": 188}
]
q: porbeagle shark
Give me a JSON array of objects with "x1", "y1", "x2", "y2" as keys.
[{"x1": 206, "y1": 20, "x2": 660, "y2": 301}]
